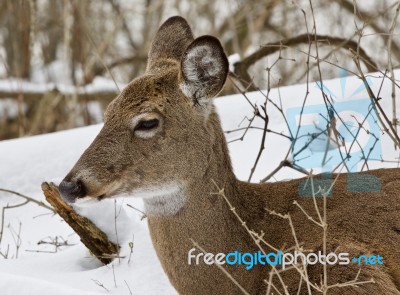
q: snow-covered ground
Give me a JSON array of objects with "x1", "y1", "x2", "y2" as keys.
[{"x1": 0, "y1": 71, "x2": 399, "y2": 294}]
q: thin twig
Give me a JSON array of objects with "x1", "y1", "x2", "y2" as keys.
[{"x1": 0, "y1": 188, "x2": 55, "y2": 212}]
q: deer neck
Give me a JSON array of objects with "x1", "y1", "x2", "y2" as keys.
[
  {"x1": 144, "y1": 120, "x2": 267, "y2": 294},
  {"x1": 143, "y1": 111, "x2": 238, "y2": 218},
  {"x1": 143, "y1": 119, "x2": 254, "y2": 249},
  {"x1": 142, "y1": 171, "x2": 236, "y2": 216}
]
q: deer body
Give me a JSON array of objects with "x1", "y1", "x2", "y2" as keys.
[
  {"x1": 59, "y1": 17, "x2": 400, "y2": 294},
  {"x1": 147, "y1": 169, "x2": 400, "y2": 295}
]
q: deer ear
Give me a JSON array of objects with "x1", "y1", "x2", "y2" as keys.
[
  {"x1": 147, "y1": 16, "x2": 194, "y2": 70},
  {"x1": 180, "y1": 36, "x2": 229, "y2": 107}
]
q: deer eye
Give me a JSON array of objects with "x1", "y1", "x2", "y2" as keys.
[
  {"x1": 131, "y1": 113, "x2": 163, "y2": 139},
  {"x1": 135, "y1": 119, "x2": 159, "y2": 131}
]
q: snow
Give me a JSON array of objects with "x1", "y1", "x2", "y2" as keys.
[
  {"x1": 0, "y1": 70, "x2": 400, "y2": 294},
  {"x1": 0, "y1": 98, "x2": 21, "y2": 119},
  {"x1": 0, "y1": 76, "x2": 122, "y2": 97},
  {"x1": 228, "y1": 53, "x2": 241, "y2": 72}
]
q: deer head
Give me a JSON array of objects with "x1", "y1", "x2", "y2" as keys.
[{"x1": 59, "y1": 16, "x2": 230, "y2": 215}]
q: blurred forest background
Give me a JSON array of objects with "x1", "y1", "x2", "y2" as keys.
[{"x1": 0, "y1": 0, "x2": 399, "y2": 140}]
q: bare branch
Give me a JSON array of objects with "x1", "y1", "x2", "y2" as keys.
[
  {"x1": 233, "y1": 34, "x2": 378, "y2": 88},
  {"x1": 41, "y1": 182, "x2": 119, "y2": 264}
]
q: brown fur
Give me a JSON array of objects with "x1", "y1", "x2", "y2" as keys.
[{"x1": 61, "y1": 16, "x2": 400, "y2": 294}]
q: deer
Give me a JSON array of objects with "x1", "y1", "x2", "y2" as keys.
[{"x1": 58, "y1": 16, "x2": 400, "y2": 295}]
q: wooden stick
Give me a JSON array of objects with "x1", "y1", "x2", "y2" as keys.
[{"x1": 41, "y1": 182, "x2": 119, "y2": 264}]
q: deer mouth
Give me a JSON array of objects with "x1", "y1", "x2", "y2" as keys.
[
  {"x1": 86, "y1": 182, "x2": 125, "y2": 202},
  {"x1": 96, "y1": 194, "x2": 107, "y2": 201},
  {"x1": 70, "y1": 193, "x2": 112, "y2": 208}
]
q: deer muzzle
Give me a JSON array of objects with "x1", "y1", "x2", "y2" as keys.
[{"x1": 59, "y1": 179, "x2": 86, "y2": 203}]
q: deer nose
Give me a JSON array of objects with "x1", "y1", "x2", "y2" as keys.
[{"x1": 59, "y1": 179, "x2": 86, "y2": 203}]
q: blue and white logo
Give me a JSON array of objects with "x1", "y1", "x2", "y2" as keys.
[{"x1": 286, "y1": 70, "x2": 381, "y2": 195}]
